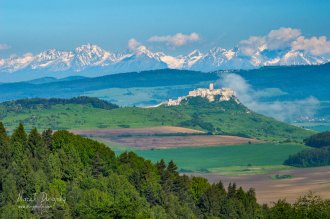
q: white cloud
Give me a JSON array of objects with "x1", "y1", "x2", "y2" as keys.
[
  {"x1": 0, "y1": 44, "x2": 10, "y2": 50},
  {"x1": 239, "y1": 36, "x2": 266, "y2": 56},
  {"x1": 128, "y1": 38, "x2": 142, "y2": 50},
  {"x1": 239, "y1": 27, "x2": 301, "y2": 55},
  {"x1": 218, "y1": 73, "x2": 320, "y2": 122},
  {"x1": 267, "y1": 27, "x2": 301, "y2": 50},
  {"x1": 148, "y1": 32, "x2": 200, "y2": 47},
  {"x1": 238, "y1": 27, "x2": 330, "y2": 56},
  {"x1": 292, "y1": 36, "x2": 330, "y2": 55}
]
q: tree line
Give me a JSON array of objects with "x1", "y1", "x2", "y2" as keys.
[
  {"x1": 0, "y1": 123, "x2": 329, "y2": 218},
  {"x1": 2, "y1": 96, "x2": 119, "y2": 112},
  {"x1": 285, "y1": 132, "x2": 330, "y2": 167}
]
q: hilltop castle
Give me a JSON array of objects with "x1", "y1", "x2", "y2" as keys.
[{"x1": 166, "y1": 83, "x2": 238, "y2": 106}]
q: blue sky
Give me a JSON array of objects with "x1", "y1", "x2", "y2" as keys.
[{"x1": 1, "y1": 0, "x2": 330, "y2": 57}]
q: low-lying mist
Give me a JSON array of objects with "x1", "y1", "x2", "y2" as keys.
[{"x1": 217, "y1": 73, "x2": 320, "y2": 122}]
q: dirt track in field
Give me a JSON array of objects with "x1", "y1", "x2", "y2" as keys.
[
  {"x1": 71, "y1": 126, "x2": 260, "y2": 149},
  {"x1": 71, "y1": 126, "x2": 204, "y2": 136},
  {"x1": 193, "y1": 166, "x2": 330, "y2": 205},
  {"x1": 102, "y1": 135, "x2": 260, "y2": 149}
]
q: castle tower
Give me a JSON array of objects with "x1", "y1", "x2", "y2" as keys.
[{"x1": 209, "y1": 83, "x2": 214, "y2": 91}]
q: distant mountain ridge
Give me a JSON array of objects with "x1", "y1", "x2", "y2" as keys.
[
  {"x1": 0, "y1": 69, "x2": 218, "y2": 102},
  {"x1": 0, "y1": 43, "x2": 328, "y2": 82},
  {"x1": 0, "y1": 64, "x2": 329, "y2": 104}
]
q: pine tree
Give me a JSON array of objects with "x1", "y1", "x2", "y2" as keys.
[
  {"x1": 27, "y1": 128, "x2": 44, "y2": 159},
  {"x1": 155, "y1": 159, "x2": 166, "y2": 174},
  {"x1": 11, "y1": 123, "x2": 27, "y2": 145},
  {"x1": 10, "y1": 123, "x2": 27, "y2": 161},
  {"x1": 216, "y1": 181, "x2": 226, "y2": 194},
  {"x1": 227, "y1": 183, "x2": 237, "y2": 198},
  {"x1": 0, "y1": 122, "x2": 7, "y2": 139},
  {"x1": 92, "y1": 152, "x2": 105, "y2": 178},
  {"x1": 167, "y1": 160, "x2": 178, "y2": 175},
  {"x1": 42, "y1": 129, "x2": 53, "y2": 150},
  {"x1": 0, "y1": 122, "x2": 10, "y2": 167}
]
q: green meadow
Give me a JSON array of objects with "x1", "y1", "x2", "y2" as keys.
[{"x1": 130, "y1": 143, "x2": 308, "y2": 175}]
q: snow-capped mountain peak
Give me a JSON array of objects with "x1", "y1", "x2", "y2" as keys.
[
  {"x1": 72, "y1": 44, "x2": 117, "y2": 69},
  {"x1": 74, "y1": 44, "x2": 103, "y2": 53},
  {"x1": 0, "y1": 43, "x2": 328, "y2": 82},
  {"x1": 187, "y1": 49, "x2": 203, "y2": 57},
  {"x1": 133, "y1": 45, "x2": 151, "y2": 55},
  {"x1": 31, "y1": 49, "x2": 73, "y2": 71},
  {"x1": 184, "y1": 49, "x2": 205, "y2": 67}
]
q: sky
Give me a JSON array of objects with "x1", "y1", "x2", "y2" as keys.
[{"x1": 1, "y1": 0, "x2": 330, "y2": 57}]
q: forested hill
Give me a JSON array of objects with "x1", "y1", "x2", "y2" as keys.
[
  {"x1": 1, "y1": 96, "x2": 119, "y2": 111},
  {"x1": 0, "y1": 123, "x2": 329, "y2": 218},
  {"x1": 0, "y1": 96, "x2": 313, "y2": 141}
]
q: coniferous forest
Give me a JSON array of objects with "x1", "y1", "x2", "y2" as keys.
[{"x1": 1, "y1": 123, "x2": 330, "y2": 218}]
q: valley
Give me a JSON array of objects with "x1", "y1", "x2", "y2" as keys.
[
  {"x1": 75, "y1": 126, "x2": 317, "y2": 204},
  {"x1": 73, "y1": 125, "x2": 329, "y2": 204}
]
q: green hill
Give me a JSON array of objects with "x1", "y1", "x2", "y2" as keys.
[{"x1": 0, "y1": 96, "x2": 313, "y2": 142}]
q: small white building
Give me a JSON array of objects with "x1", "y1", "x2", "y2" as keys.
[{"x1": 209, "y1": 83, "x2": 214, "y2": 91}]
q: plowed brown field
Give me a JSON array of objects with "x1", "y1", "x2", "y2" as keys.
[{"x1": 71, "y1": 126, "x2": 260, "y2": 149}]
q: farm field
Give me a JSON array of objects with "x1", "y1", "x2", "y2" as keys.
[
  {"x1": 104, "y1": 135, "x2": 260, "y2": 149},
  {"x1": 71, "y1": 126, "x2": 306, "y2": 173},
  {"x1": 196, "y1": 166, "x2": 330, "y2": 204},
  {"x1": 134, "y1": 143, "x2": 308, "y2": 172},
  {"x1": 73, "y1": 127, "x2": 261, "y2": 149}
]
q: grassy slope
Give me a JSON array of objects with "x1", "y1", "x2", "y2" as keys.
[
  {"x1": 0, "y1": 97, "x2": 313, "y2": 141},
  {"x1": 173, "y1": 97, "x2": 314, "y2": 141},
  {"x1": 0, "y1": 104, "x2": 186, "y2": 131}
]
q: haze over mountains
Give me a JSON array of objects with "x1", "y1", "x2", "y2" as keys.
[{"x1": 0, "y1": 43, "x2": 328, "y2": 82}]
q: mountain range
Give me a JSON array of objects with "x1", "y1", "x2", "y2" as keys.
[{"x1": 0, "y1": 44, "x2": 329, "y2": 82}]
